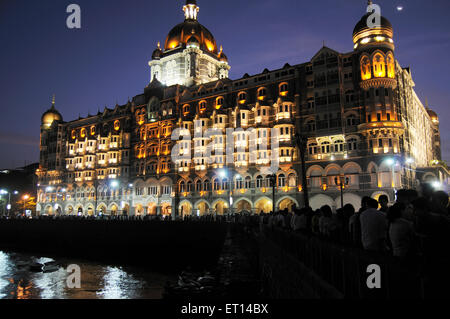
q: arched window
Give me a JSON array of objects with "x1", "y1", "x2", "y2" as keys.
[
  {"x1": 257, "y1": 87, "x2": 267, "y2": 99},
  {"x1": 213, "y1": 178, "x2": 220, "y2": 191},
  {"x1": 346, "y1": 114, "x2": 357, "y2": 126},
  {"x1": 333, "y1": 140, "x2": 344, "y2": 153},
  {"x1": 196, "y1": 180, "x2": 202, "y2": 192},
  {"x1": 288, "y1": 174, "x2": 296, "y2": 187},
  {"x1": 199, "y1": 101, "x2": 207, "y2": 113},
  {"x1": 386, "y1": 52, "x2": 395, "y2": 79},
  {"x1": 245, "y1": 176, "x2": 252, "y2": 189},
  {"x1": 238, "y1": 92, "x2": 247, "y2": 103},
  {"x1": 216, "y1": 97, "x2": 224, "y2": 109},
  {"x1": 179, "y1": 181, "x2": 185, "y2": 193},
  {"x1": 373, "y1": 53, "x2": 386, "y2": 78},
  {"x1": 235, "y1": 176, "x2": 243, "y2": 189},
  {"x1": 203, "y1": 179, "x2": 210, "y2": 191},
  {"x1": 278, "y1": 174, "x2": 286, "y2": 187},
  {"x1": 347, "y1": 138, "x2": 358, "y2": 151},
  {"x1": 321, "y1": 142, "x2": 331, "y2": 154},
  {"x1": 256, "y1": 175, "x2": 263, "y2": 188},
  {"x1": 187, "y1": 181, "x2": 193, "y2": 192},
  {"x1": 279, "y1": 83, "x2": 288, "y2": 95},
  {"x1": 308, "y1": 143, "x2": 318, "y2": 155},
  {"x1": 360, "y1": 56, "x2": 372, "y2": 80},
  {"x1": 306, "y1": 120, "x2": 316, "y2": 132},
  {"x1": 183, "y1": 104, "x2": 190, "y2": 115},
  {"x1": 222, "y1": 178, "x2": 229, "y2": 190}
]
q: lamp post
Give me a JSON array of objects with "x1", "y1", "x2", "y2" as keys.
[
  {"x1": 385, "y1": 158, "x2": 397, "y2": 193},
  {"x1": 110, "y1": 180, "x2": 119, "y2": 216},
  {"x1": 0, "y1": 189, "x2": 9, "y2": 215},
  {"x1": 1, "y1": 190, "x2": 19, "y2": 217},
  {"x1": 219, "y1": 168, "x2": 233, "y2": 215},
  {"x1": 335, "y1": 177, "x2": 349, "y2": 209},
  {"x1": 23, "y1": 194, "x2": 30, "y2": 216},
  {"x1": 269, "y1": 174, "x2": 277, "y2": 213},
  {"x1": 295, "y1": 133, "x2": 309, "y2": 208}
]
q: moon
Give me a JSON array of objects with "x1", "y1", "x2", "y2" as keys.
[{"x1": 396, "y1": 6, "x2": 404, "y2": 11}]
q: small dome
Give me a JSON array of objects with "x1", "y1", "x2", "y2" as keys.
[
  {"x1": 218, "y1": 49, "x2": 228, "y2": 62},
  {"x1": 353, "y1": 13, "x2": 393, "y2": 40},
  {"x1": 427, "y1": 109, "x2": 439, "y2": 122},
  {"x1": 152, "y1": 47, "x2": 163, "y2": 59},
  {"x1": 42, "y1": 104, "x2": 62, "y2": 127}
]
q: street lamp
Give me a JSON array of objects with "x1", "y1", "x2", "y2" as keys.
[
  {"x1": 218, "y1": 168, "x2": 233, "y2": 215},
  {"x1": 335, "y1": 177, "x2": 350, "y2": 209},
  {"x1": 23, "y1": 194, "x2": 30, "y2": 216},
  {"x1": 0, "y1": 189, "x2": 19, "y2": 217},
  {"x1": 269, "y1": 174, "x2": 277, "y2": 213},
  {"x1": 295, "y1": 133, "x2": 310, "y2": 208},
  {"x1": 385, "y1": 157, "x2": 397, "y2": 188}
]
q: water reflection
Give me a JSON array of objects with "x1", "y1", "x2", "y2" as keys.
[{"x1": 0, "y1": 251, "x2": 173, "y2": 299}]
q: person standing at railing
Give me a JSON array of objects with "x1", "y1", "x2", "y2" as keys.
[
  {"x1": 311, "y1": 209, "x2": 321, "y2": 235},
  {"x1": 378, "y1": 195, "x2": 390, "y2": 213},
  {"x1": 360, "y1": 198, "x2": 388, "y2": 252},
  {"x1": 319, "y1": 205, "x2": 334, "y2": 238},
  {"x1": 386, "y1": 203, "x2": 415, "y2": 260},
  {"x1": 349, "y1": 197, "x2": 370, "y2": 248}
]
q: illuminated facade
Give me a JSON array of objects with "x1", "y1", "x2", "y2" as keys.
[{"x1": 36, "y1": 1, "x2": 447, "y2": 216}]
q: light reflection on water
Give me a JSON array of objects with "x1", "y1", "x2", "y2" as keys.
[{"x1": 0, "y1": 251, "x2": 174, "y2": 299}]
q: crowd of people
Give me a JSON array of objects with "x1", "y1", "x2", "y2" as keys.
[{"x1": 260, "y1": 190, "x2": 450, "y2": 261}]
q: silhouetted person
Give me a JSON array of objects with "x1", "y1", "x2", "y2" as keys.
[
  {"x1": 319, "y1": 205, "x2": 334, "y2": 237},
  {"x1": 378, "y1": 195, "x2": 389, "y2": 213},
  {"x1": 360, "y1": 198, "x2": 388, "y2": 252},
  {"x1": 431, "y1": 191, "x2": 449, "y2": 217},
  {"x1": 387, "y1": 203, "x2": 415, "y2": 259},
  {"x1": 349, "y1": 197, "x2": 370, "y2": 248}
]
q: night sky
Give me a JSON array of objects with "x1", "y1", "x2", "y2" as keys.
[{"x1": 1, "y1": 0, "x2": 449, "y2": 169}]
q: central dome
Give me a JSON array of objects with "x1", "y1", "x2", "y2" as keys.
[
  {"x1": 353, "y1": 12, "x2": 393, "y2": 38},
  {"x1": 164, "y1": 19, "x2": 218, "y2": 54}
]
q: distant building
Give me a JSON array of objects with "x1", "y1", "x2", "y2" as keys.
[{"x1": 36, "y1": 1, "x2": 448, "y2": 216}]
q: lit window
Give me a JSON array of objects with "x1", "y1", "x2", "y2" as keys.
[
  {"x1": 199, "y1": 101, "x2": 207, "y2": 113},
  {"x1": 360, "y1": 56, "x2": 372, "y2": 80},
  {"x1": 114, "y1": 120, "x2": 120, "y2": 131},
  {"x1": 373, "y1": 53, "x2": 386, "y2": 78}
]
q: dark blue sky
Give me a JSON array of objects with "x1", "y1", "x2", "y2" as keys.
[{"x1": 1, "y1": 0, "x2": 449, "y2": 169}]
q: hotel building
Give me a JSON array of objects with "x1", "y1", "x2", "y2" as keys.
[{"x1": 36, "y1": 1, "x2": 447, "y2": 216}]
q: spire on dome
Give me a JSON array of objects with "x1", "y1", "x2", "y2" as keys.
[{"x1": 183, "y1": 0, "x2": 199, "y2": 20}]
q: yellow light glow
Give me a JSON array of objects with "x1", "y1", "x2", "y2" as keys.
[
  {"x1": 361, "y1": 38, "x2": 370, "y2": 44},
  {"x1": 114, "y1": 120, "x2": 120, "y2": 131},
  {"x1": 375, "y1": 36, "x2": 385, "y2": 42},
  {"x1": 322, "y1": 184, "x2": 327, "y2": 191},
  {"x1": 298, "y1": 185, "x2": 303, "y2": 192}
]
